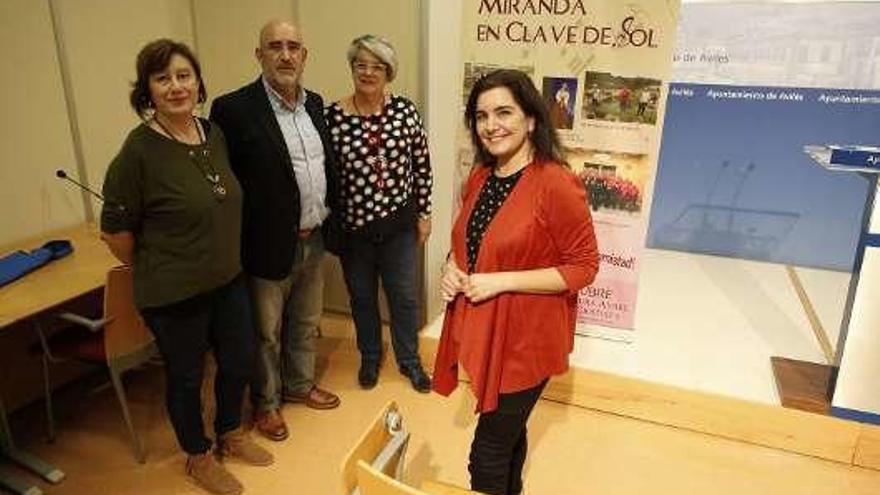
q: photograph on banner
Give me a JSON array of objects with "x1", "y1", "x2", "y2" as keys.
[
  {"x1": 462, "y1": 61, "x2": 534, "y2": 101},
  {"x1": 542, "y1": 76, "x2": 578, "y2": 130},
  {"x1": 647, "y1": 2, "x2": 880, "y2": 272},
  {"x1": 457, "y1": 0, "x2": 681, "y2": 335},
  {"x1": 582, "y1": 71, "x2": 661, "y2": 125},
  {"x1": 568, "y1": 148, "x2": 650, "y2": 216}
]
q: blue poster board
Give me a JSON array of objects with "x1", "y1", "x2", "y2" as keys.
[{"x1": 646, "y1": 3, "x2": 880, "y2": 271}]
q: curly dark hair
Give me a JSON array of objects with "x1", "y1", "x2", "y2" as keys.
[
  {"x1": 464, "y1": 69, "x2": 566, "y2": 167},
  {"x1": 129, "y1": 39, "x2": 206, "y2": 119}
]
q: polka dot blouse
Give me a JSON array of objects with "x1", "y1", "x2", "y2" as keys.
[
  {"x1": 466, "y1": 169, "x2": 525, "y2": 273},
  {"x1": 325, "y1": 95, "x2": 433, "y2": 233}
]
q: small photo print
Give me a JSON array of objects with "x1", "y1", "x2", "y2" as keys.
[
  {"x1": 566, "y1": 148, "x2": 651, "y2": 214},
  {"x1": 542, "y1": 76, "x2": 578, "y2": 130},
  {"x1": 582, "y1": 71, "x2": 661, "y2": 125},
  {"x1": 462, "y1": 63, "x2": 535, "y2": 103}
]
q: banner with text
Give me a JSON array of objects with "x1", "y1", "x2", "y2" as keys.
[
  {"x1": 647, "y1": 2, "x2": 880, "y2": 272},
  {"x1": 457, "y1": 0, "x2": 680, "y2": 337}
]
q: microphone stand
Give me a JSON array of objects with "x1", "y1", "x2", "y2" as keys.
[
  {"x1": 726, "y1": 162, "x2": 756, "y2": 232},
  {"x1": 55, "y1": 169, "x2": 125, "y2": 215},
  {"x1": 700, "y1": 159, "x2": 730, "y2": 230}
]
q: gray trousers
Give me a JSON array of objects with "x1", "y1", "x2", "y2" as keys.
[{"x1": 249, "y1": 231, "x2": 325, "y2": 412}]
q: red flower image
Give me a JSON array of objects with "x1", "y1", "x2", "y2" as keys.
[{"x1": 578, "y1": 168, "x2": 641, "y2": 212}]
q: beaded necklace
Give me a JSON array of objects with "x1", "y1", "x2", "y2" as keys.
[{"x1": 352, "y1": 96, "x2": 389, "y2": 190}]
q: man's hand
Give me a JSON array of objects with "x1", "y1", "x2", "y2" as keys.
[{"x1": 416, "y1": 217, "x2": 432, "y2": 244}]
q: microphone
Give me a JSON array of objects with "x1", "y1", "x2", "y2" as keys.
[
  {"x1": 56, "y1": 169, "x2": 125, "y2": 212},
  {"x1": 56, "y1": 169, "x2": 106, "y2": 202}
]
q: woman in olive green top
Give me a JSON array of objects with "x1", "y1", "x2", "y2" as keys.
[{"x1": 101, "y1": 39, "x2": 271, "y2": 495}]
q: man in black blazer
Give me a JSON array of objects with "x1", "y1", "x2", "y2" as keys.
[{"x1": 211, "y1": 19, "x2": 341, "y2": 443}]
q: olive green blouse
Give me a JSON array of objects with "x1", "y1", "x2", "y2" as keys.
[{"x1": 101, "y1": 120, "x2": 242, "y2": 309}]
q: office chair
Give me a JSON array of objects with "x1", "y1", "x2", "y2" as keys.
[
  {"x1": 356, "y1": 461, "x2": 484, "y2": 495},
  {"x1": 343, "y1": 401, "x2": 482, "y2": 495},
  {"x1": 356, "y1": 460, "x2": 424, "y2": 495},
  {"x1": 35, "y1": 265, "x2": 157, "y2": 463},
  {"x1": 342, "y1": 400, "x2": 411, "y2": 495}
]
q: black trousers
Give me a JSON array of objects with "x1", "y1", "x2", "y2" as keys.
[
  {"x1": 141, "y1": 275, "x2": 256, "y2": 455},
  {"x1": 469, "y1": 379, "x2": 548, "y2": 495}
]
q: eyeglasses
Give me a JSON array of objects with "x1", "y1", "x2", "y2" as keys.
[{"x1": 353, "y1": 62, "x2": 387, "y2": 74}]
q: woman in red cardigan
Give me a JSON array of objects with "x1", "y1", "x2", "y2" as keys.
[{"x1": 433, "y1": 69, "x2": 599, "y2": 495}]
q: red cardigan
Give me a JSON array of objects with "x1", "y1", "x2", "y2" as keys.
[{"x1": 432, "y1": 161, "x2": 599, "y2": 413}]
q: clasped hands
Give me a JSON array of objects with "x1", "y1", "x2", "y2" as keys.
[{"x1": 440, "y1": 258, "x2": 507, "y2": 303}]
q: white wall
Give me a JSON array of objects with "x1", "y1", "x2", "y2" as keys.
[
  {"x1": 423, "y1": 0, "x2": 463, "y2": 319},
  {"x1": 193, "y1": 0, "x2": 296, "y2": 102},
  {"x1": 0, "y1": 0, "x2": 83, "y2": 245},
  {"x1": 52, "y1": 0, "x2": 194, "y2": 222},
  {"x1": 297, "y1": 0, "x2": 422, "y2": 105}
]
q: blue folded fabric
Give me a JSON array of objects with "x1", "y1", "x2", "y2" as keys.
[{"x1": 0, "y1": 240, "x2": 74, "y2": 288}]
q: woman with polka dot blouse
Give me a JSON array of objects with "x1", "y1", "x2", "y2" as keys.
[
  {"x1": 433, "y1": 69, "x2": 599, "y2": 495},
  {"x1": 324, "y1": 35, "x2": 433, "y2": 393}
]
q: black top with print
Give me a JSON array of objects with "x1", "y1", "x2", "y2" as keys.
[
  {"x1": 465, "y1": 169, "x2": 524, "y2": 273},
  {"x1": 325, "y1": 95, "x2": 432, "y2": 237}
]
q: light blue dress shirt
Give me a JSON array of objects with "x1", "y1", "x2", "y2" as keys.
[{"x1": 262, "y1": 77, "x2": 328, "y2": 231}]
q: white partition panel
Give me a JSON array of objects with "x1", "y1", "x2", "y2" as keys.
[
  {"x1": 51, "y1": 0, "x2": 194, "y2": 220},
  {"x1": 0, "y1": 0, "x2": 82, "y2": 245}
]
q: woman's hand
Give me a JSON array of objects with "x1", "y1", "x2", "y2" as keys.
[
  {"x1": 440, "y1": 257, "x2": 467, "y2": 302},
  {"x1": 462, "y1": 268, "x2": 565, "y2": 303},
  {"x1": 463, "y1": 272, "x2": 511, "y2": 303},
  {"x1": 416, "y1": 216, "x2": 432, "y2": 244}
]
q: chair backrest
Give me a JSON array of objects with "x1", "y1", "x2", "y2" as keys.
[
  {"x1": 342, "y1": 401, "x2": 411, "y2": 495},
  {"x1": 102, "y1": 265, "x2": 154, "y2": 360},
  {"x1": 356, "y1": 460, "x2": 426, "y2": 495}
]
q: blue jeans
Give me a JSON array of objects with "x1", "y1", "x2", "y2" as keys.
[
  {"x1": 249, "y1": 231, "x2": 324, "y2": 412},
  {"x1": 341, "y1": 228, "x2": 421, "y2": 369},
  {"x1": 141, "y1": 275, "x2": 256, "y2": 455}
]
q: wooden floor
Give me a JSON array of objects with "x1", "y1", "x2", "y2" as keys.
[{"x1": 4, "y1": 315, "x2": 880, "y2": 495}]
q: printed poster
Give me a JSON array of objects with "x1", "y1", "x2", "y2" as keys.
[{"x1": 458, "y1": 0, "x2": 681, "y2": 337}]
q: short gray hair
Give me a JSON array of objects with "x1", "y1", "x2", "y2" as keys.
[{"x1": 346, "y1": 35, "x2": 398, "y2": 82}]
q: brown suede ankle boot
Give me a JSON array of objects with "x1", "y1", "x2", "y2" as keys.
[
  {"x1": 217, "y1": 427, "x2": 274, "y2": 466},
  {"x1": 186, "y1": 452, "x2": 243, "y2": 495}
]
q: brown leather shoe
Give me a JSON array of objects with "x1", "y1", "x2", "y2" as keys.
[
  {"x1": 283, "y1": 385, "x2": 340, "y2": 410},
  {"x1": 253, "y1": 409, "x2": 289, "y2": 441}
]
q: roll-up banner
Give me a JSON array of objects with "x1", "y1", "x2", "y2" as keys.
[{"x1": 457, "y1": 0, "x2": 681, "y2": 339}]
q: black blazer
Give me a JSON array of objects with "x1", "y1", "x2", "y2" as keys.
[{"x1": 210, "y1": 78, "x2": 341, "y2": 280}]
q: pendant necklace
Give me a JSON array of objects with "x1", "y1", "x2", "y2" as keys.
[
  {"x1": 154, "y1": 116, "x2": 227, "y2": 201},
  {"x1": 353, "y1": 96, "x2": 389, "y2": 189}
]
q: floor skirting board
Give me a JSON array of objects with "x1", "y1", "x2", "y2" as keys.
[{"x1": 412, "y1": 332, "x2": 880, "y2": 471}]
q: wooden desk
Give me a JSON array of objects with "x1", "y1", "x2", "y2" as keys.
[
  {"x1": 0, "y1": 223, "x2": 116, "y2": 495},
  {"x1": 0, "y1": 223, "x2": 116, "y2": 328}
]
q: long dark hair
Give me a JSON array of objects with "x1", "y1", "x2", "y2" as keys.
[
  {"x1": 464, "y1": 69, "x2": 566, "y2": 167},
  {"x1": 129, "y1": 39, "x2": 206, "y2": 119}
]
